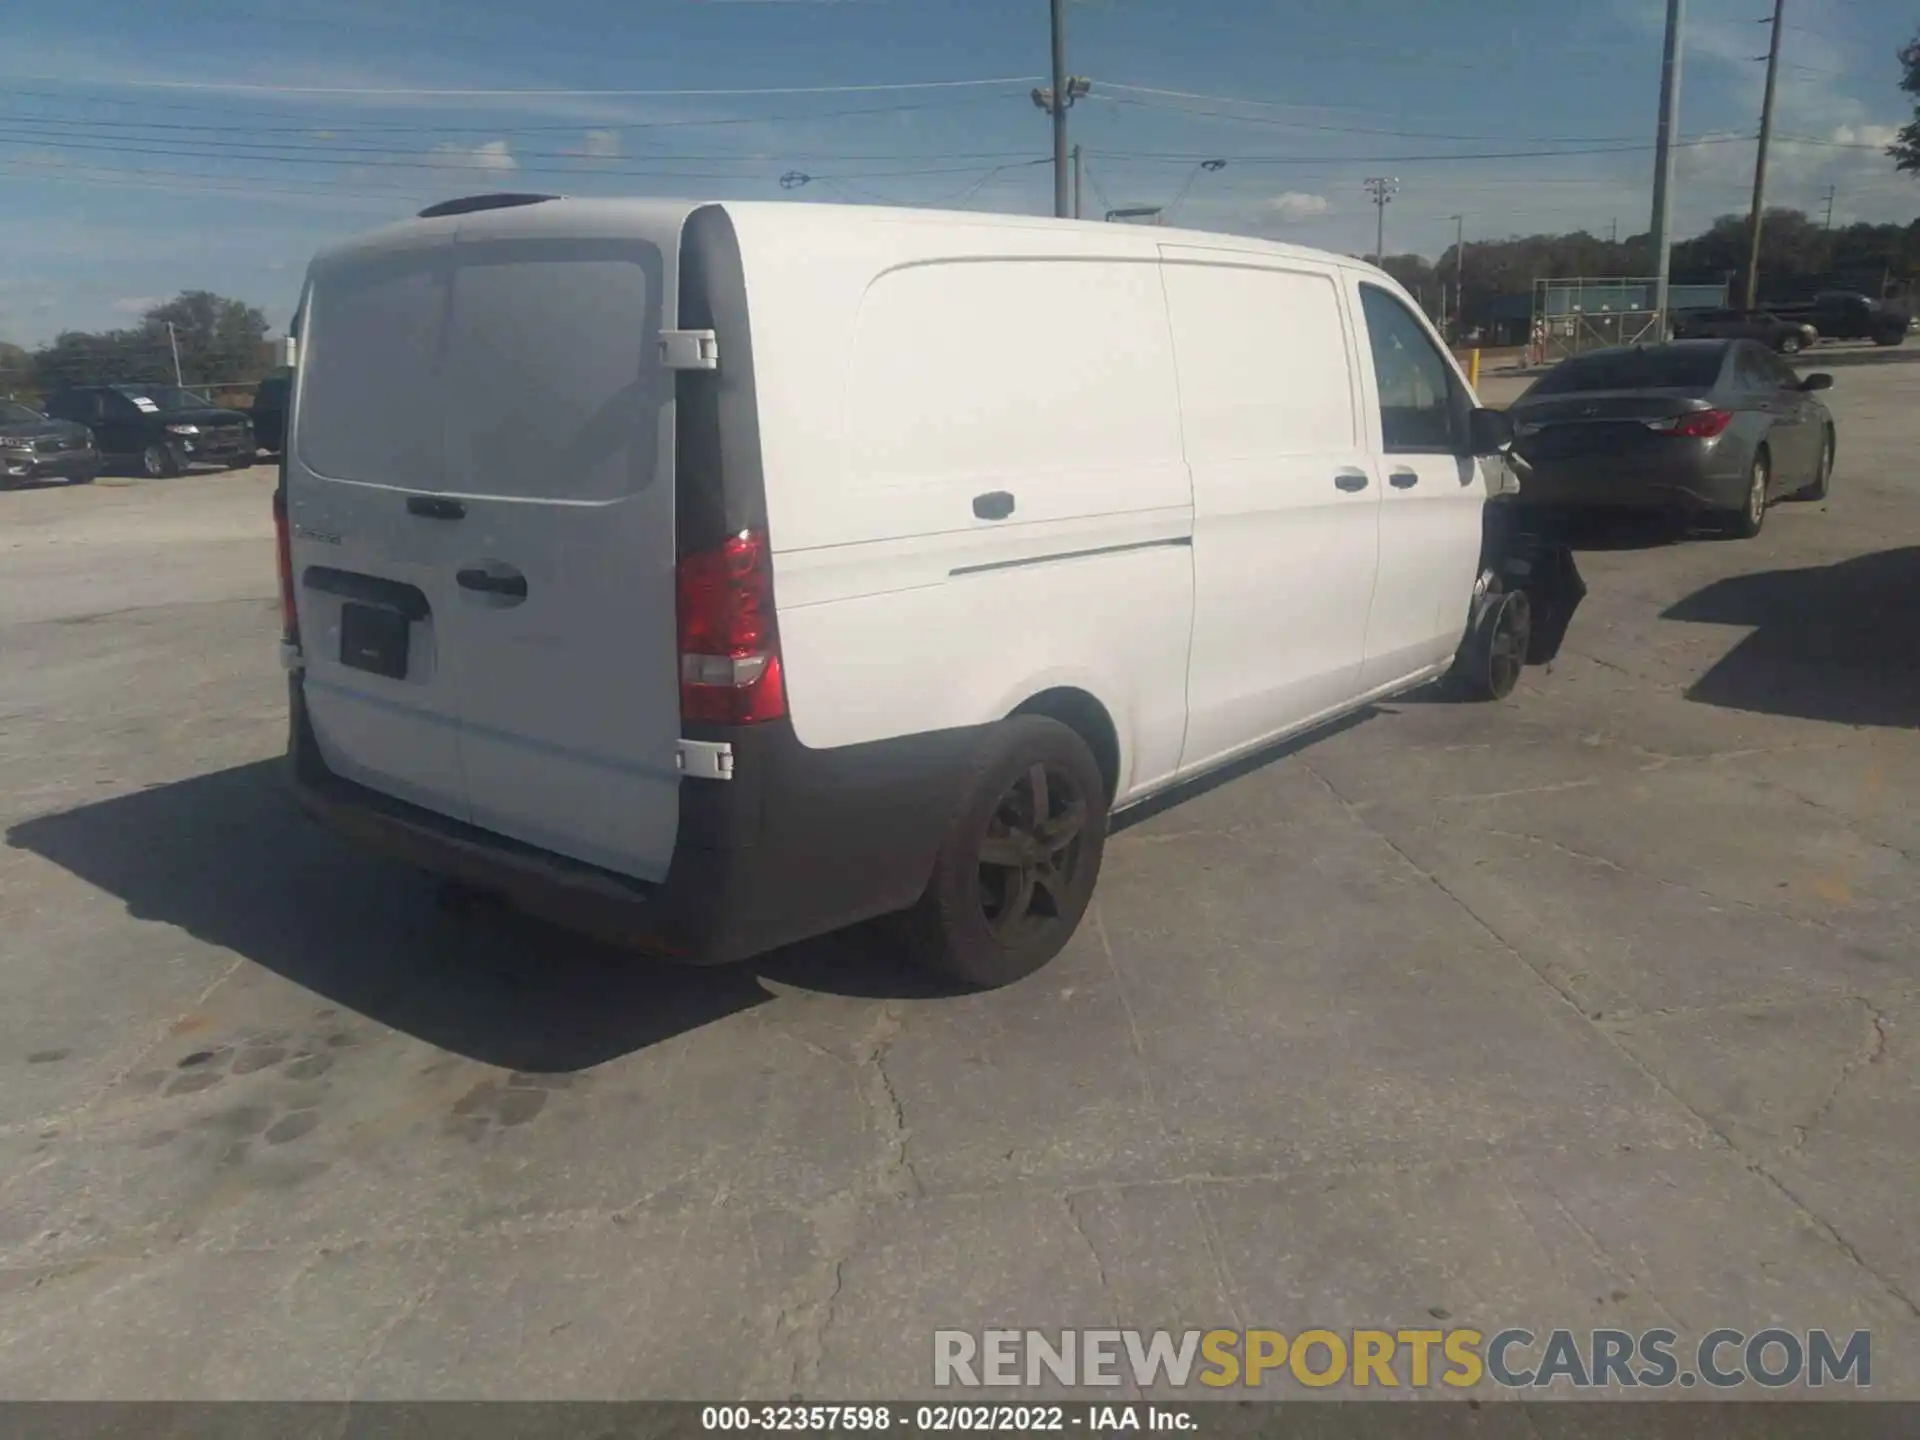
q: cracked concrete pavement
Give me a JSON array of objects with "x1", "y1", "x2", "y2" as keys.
[{"x1": 1, "y1": 352, "x2": 1916, "y2": 1401}]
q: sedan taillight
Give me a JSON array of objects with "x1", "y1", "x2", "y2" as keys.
[{"x1": 1647, "y1": 409, "x2": 1735, "y2": 439}]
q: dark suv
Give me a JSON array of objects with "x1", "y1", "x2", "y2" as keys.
[
  {"x1": 0, "y1": 398, "x2": 98, "y2": 487},
  {"x1": 1674, "y1": 308, "x2": 1820, "y2": 354},
  {"x1": 249, "y1": 369, "x2": 291, "y2": 455},
  {"x1": 40, "y1": 384, "x2": 254, "y2": 477}
]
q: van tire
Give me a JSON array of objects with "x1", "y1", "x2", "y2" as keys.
[
  {"x1": 902, "y1": 715, "x2": 1109, "y2": 989},
  {"x1": 1449, "y1": 585, "x2": 1531, "y2": 702}
]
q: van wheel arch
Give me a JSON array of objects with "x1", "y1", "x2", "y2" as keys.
[{"x1": 1010, "y1": 687, "x2": 1121, "y2": 806}]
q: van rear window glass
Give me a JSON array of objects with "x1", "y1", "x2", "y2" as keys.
[
  {"x1": 1529, "y1": 349, "x2": 1724, "y2": 395},
  {"x1": 439, "y1": 242, "x2": 663, "y2": 502},
  {"x1": 298, "y1": 241, "x2": 664, "y2": 501},
  {"x1": 298, "y1": 253, "x2": 452, "y2": 487}
]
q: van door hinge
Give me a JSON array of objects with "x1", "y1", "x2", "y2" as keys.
[
  {"x1": 676, "y1": 738, "x2": 735, "y2": 781},
  {"x1": 658, "y1": 329, "x2": 719, "y2": 371}
]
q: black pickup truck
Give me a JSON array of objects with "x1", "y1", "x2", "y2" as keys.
[{"x1": 1772, "y1": 291, "x2": 1911, "y2": 347}]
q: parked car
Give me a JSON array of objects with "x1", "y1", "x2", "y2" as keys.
[
  {"x1": 1674, "y1": 308, "x2": 1819, "y2": 354},
  {"x1": 1508, "y1": 340, "x2": 1835, "y2": 537},
  {"x1": 250, "y1": 368, "x2": 291, "y2": 455},
  {"x1": 1774, "y1": 291, "x2": 1910, "y2": 347},
  {"x1": 39, "y1": 384, "x2": 254, "y2": 477},
  {"x1": 0, "y1": 398, "x2": 98, "y2": 487},
  {"x1": 281, "y1": 194, "x2": 1584, "y2": 988}
]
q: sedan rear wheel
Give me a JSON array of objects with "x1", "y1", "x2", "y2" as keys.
[{"x1": 1723, "y1": 449, "x2": 1770, "y2": 539}]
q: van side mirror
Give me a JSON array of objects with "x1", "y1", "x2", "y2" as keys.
[
  {"x1": 1800, "y1": 373, "x2": 1833, "y2": 392},
  {"x1": 1467, "y1": 406, "x2": 1514, "y2": 456}
]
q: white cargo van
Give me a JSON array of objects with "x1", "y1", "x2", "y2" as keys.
[{"x1": 280, "y1": 194, "x2": 1582, "y2": 987}]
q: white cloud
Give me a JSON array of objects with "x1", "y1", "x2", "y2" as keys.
[
  {"x1": 110, "y1": 295, "x2": 163, "y2": 315},
  {"x1": 430, "y1": 139, "x2": 517, "y2": 173},
  {"x1": 1265, "y1": 191, "x2": 1332, "y2": 222}
]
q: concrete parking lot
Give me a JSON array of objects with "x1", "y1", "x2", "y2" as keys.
[{"x1": 2, "y1": 353, "x2": 1917, "y2": 1403}]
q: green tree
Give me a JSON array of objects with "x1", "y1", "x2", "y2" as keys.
[
  {"x1": 0, "y1": 340, "x2": 29, "y2": 396},
  {"x1": 1891, "y1": 32, "x2": 1920, "y2": 173},
  {"x1": 27, "y1": 291, "x2": 271, "y2": 391},
  {"x1": 141, "y1": 290, "x2": 271, "y2": 385}
]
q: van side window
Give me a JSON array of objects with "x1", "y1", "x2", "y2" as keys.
[{"x1": 1357, "y1": 284, "x2": 1462, "y2": 455}]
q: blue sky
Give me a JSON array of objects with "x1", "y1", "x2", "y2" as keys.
[{"x1": 2, "y1": 0, "x2": 1915, "y2": 347}]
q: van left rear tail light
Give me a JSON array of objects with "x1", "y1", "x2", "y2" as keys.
[
  {"x1": 273, "y1": 487, "x2": 300, "y2": 647},
  {"x1": 676, "y1": 528, "x2": 787, "y2": 725}
]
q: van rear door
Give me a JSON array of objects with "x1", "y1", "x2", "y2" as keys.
[
  {"x1": 291, "y1": 201, "x2": 695, "y2": 884},
  {"x1": 433, "y1": 216, "x2": 686, "y2": 882},
  {"x1": 291, "y1": 231, "x2": 473, "y2": 820}
]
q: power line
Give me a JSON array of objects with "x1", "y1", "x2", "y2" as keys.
[
  {"x1": 0, "y1": 131, "x2": 1037, "y2": 179},
  {"x1": 0, "y1": 122, "x2": 1041, "y2": 166},
  {"x1": 1092, "y1": 94, "x2": 1664, "y2": 145},
  {"x1": 0, "y1": 90, "x2": 1016, "y2": 136},
  {"x1": 5, "y1": 75, "x2": 1041, "y2": 98},
  {"x1": 1081, "y1": 133, "x2": 1756, "y2": 166},
  {"x1": 1094, "y1": 79, "x2": 1369, "y2": 115}
]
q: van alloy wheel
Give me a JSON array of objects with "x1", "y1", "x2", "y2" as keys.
[
  {"x1": 977, "y1": 761, "x2": 1089, "y2": 944},
  {"x1": 903, "y1": 715, "x2": 1108, "y2": 988},
  {"x1": 1451, "y1": 585, "x2": 1531, "y2": 701}
]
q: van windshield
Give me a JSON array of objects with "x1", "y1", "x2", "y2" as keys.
[{"x1": 1528, "y1": 349, "x2": 1724, "y2": 396}]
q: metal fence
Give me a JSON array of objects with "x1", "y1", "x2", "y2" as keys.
[{"x1": 1528, "y1": 277, "x2": 1729, "y2": 365}]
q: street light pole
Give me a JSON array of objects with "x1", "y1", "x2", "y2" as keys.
[
  {"x1": 1073, "y1": 144, "x2": 1083, "y2": 220},
  {"x1": 1649, "y1": 0, "x2": 1686, "y2": 337},
  {"x1": 165, "y1": 321, "x2": 183, "y2": 386},
  {"x1": 1743, "y1": 0, "x2": 1787, "y2": 310}
]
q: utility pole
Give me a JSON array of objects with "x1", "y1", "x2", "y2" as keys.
[
  {"x1": 1049, "y1": 0, "x2": 1069, "y2": 218},
  {"x1": 1610, "y1": 216, "x2": 1619, "y2": 244},
  {"x1": 165, "y1": 322, "x2": 183, "y2": 386},
  {"x1": 1649, "y1": 0, "x2": 1686, "y2": 337},
  {"x1": 1820, "y1": 183, "x2": 1836, "y2": 231},
  {"x1": 1364, "y1": 177, "x2": 1398, "y2": 265},
  {"x1": 1072, "y1": 144, "x2": 1083, "y2": 220},
  {"x1": 1443, "y1": 213, "x2": 1459, "y2": 337},
  {"x1": 1031, "y1": 2, "x2": 1088, "y2": 220},
  {"x1": 1743, "y1": 0, "x2": 1786, "y2": 311}
]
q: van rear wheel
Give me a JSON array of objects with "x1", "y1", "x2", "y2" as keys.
[{"x1": 903, "y1": 716, "x2": 1108, "y2": 989}]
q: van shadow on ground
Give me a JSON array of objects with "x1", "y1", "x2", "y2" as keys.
[
  {"x1": 1662, "y1": 545, "x2": 1920, "y2": 729},
  {"x1": 6, "y1": 761, "x2": 958, "y2": 1075},
  {"x1": 9, "y1": 711, "x2": 1389, "y2": 1072}
]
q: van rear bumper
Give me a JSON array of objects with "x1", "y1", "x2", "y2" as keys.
[{"x1": 286, "y1": 675, "x2": 975, "y2": 964}]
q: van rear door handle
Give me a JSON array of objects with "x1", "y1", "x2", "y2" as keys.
[
  {"x1": 972, "y1": 490, "x2": 1016, "y2": 521},
  {"x1": 1389, "y1": 470, "x2": 1420, "y2": 489},
  {"x1": 456, "y1": 567, "x2": 527, "y2": 599},
  {"x1": 1333, "y1": 471, "x2": 1370, "y2": 492},
  {"x1": 407, "y1": 495, "x2": 466, "y2": 520}
]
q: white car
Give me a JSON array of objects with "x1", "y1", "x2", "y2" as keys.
[{"x1": 279, "y1": 194, "x2": 1580, "y2": 987}]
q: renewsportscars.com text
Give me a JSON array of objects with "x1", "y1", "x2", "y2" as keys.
[{"x1": 932, "y1": 1327, "x2": 1871, "y2": 1391}]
